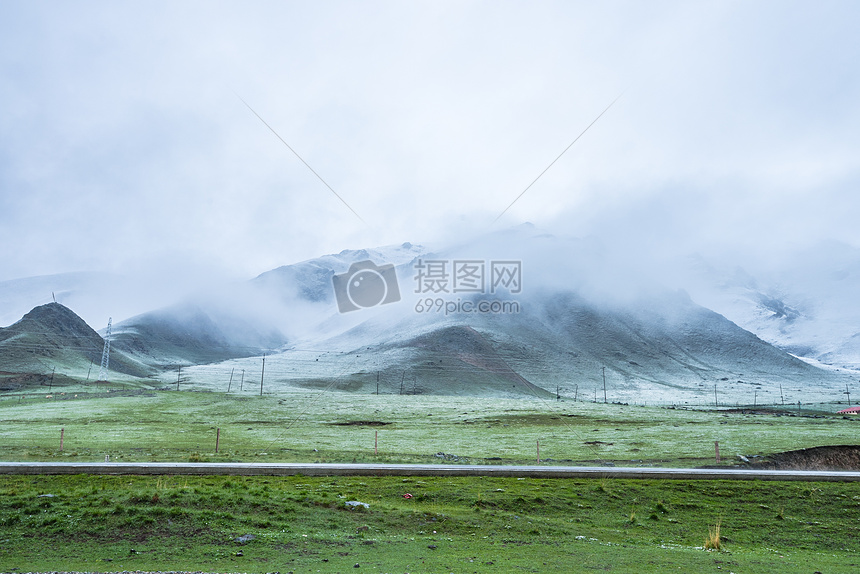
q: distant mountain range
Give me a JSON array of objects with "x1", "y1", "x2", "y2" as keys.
[{"x1": 1, "y1": 227, "x2": 858, "y2": 400}]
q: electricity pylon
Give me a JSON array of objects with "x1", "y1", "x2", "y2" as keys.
[{"x1": 98, "y1": 317, "x2": 112, "y2": 382}]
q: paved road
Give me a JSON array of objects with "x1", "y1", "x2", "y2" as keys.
[{"x1": 1, "y1": 462, "x2": 859, "y2": 481}]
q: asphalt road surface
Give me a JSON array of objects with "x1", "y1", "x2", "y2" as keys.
[{"x1": 1, "y1": 462, "x2": 859, "y2": 481}]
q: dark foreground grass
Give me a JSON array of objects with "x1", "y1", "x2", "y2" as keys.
[{"x1": 0, "y1": 474, "x2": 858, "y2": 573}]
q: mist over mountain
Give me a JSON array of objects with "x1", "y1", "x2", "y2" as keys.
[
  {"x1": 680, "y1": 241, "x2": 860, "y2": 369},
  {"x1": 210, "y1": 225, "x2": 852, "y2": 401},
  {"x1": 1, "y1": 226, "x2": 858, "y2": 401},
  {"x1": 252, "y1": 242, "x2": 426, "y2": 307},
  {"x1": 283, "y1": 277, "x2": 833, "y2": 403},
  {"x1": 88, "y1": 243, "x2": 426, "y2": 369},
  {"x1": 110, "y1": 302, "x2": 288, "y2": 368}
]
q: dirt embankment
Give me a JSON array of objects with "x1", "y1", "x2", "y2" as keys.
[{"x1": 750, "y1": 445, "x2": 860, "y2": 471}]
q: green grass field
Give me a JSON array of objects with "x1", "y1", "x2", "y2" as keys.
[
  {"x1": 0, "y1": 388, "x2": 856, "y2": 467},
  {"x1": 1, "y1": 387, "x2": 859, "y2": 572},
  {"x1": 1, "y1": 474, "x2": 858, "y2": 573}
]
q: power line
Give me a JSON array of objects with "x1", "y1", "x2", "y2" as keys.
[
  {"x1": 492, "y1": 91, "x2": 625, "y2": 225},
  {"x1": 234, "y1": 92, "x2": 368, "y2": 226}
]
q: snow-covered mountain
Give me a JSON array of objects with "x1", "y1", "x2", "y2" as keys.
[
  {"x1": 106, "y1": 242, "x2": 429, "y2": 367},
  {"x1": 197, "y1": 225, "x2": 852, "y2": 401},
  {"x1": 3, "y1": 227, "x2": 859, "y2": 401},
  {"x1": 251, "y1": 242, "x2": 427, "y2": 306},
  {"x1": 681, "y1": 241, "x2": 860, "y2": 369},
  {"x1": 270, "y1": 270, "x2": 837, "y2": 403}
]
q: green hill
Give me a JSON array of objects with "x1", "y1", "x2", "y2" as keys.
[{"x1": 0, "y1": 303, "x2": 154, "y2": 390}]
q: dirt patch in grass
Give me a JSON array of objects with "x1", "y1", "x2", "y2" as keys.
[
  {"x1": 479, "y1": 413, "x2": 579, "y2": 426},
  {"x1": 752, "y1": 445, "x2": 860, "y2": 470},
  {"x1": 330, "y1": 421, "x2": 392, "y2": 426},
  {"x1": 0, "y1": 372, "x2": 51, "y2": 390}
]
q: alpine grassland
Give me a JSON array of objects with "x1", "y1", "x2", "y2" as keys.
[
  {"x1": 0, "y1": 389, "x2": 856, "y2": 466},
  {"x1": 1, "y1": 388, "x2": 859, "y2": 572},
  {"x1": 1, "y1": 474, "x2": 858, "y2": 573}
]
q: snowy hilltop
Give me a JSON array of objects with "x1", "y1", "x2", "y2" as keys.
[{"x1": 1, "y1": 226, "x2": 858, "y2": 403}]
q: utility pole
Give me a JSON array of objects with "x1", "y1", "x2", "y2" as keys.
[
  {"x1": 377, "y1": 371, "x2": 380, "y2": 395},
  {"x1": 86, "y1": 359, "x2": 93, "y2": 382},
  {"x1": 780, "y1": 383, "x2": 785, "y2": 406},
  {"x1": 846, "y1": 383, "x2": 851, "y2": 406},
  {"x1": 602, "y1": 367, "x2": 607, "y2": 404},
  {"x1": 399, "y1": 371, "x2": 405, "y2": 395},
  {"x1": 177, "y1": 366, "x2": 181, "y2": 391},
  {"x1": 556, "y1": 385, "x2": 560, "y2": 401},
  {"x1": 49, "y1": 367, "x2": 54, "y2": 392},
  {"x1": 260, "y1": 354, "x2": 266, "y2": 396},
  {"x1": 98, "y1": 318, "x2": 112, "y2": 382},
  {"x1": 227, "y1": 368, "x2": 234, "y2": 393},
  {"x1": 574, "y1": 384, "x2": 578, "y2": 402},
  {"x1": 714, "y1": 383, "x2": 718, "y2": 407},
  {"x1": 240, "y1": 369, "x2": 245, "y2": 391}
]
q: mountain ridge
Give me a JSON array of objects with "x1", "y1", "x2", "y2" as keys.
[{"x1": 2, "y1": 230, "x2": 859, "y2": 401}]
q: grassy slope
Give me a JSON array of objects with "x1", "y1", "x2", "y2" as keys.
[
  {"x1": 0, "y1": 303, "x2": 155, "y2": 381},
  {"x1": 0, "y1": 474, "x2": 858, "y2": 573}
]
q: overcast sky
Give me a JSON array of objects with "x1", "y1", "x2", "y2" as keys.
[{"x1": 2, "y1": 0, "x2": 859, "y2": 288}]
